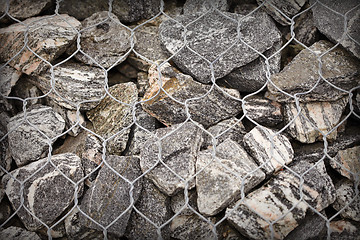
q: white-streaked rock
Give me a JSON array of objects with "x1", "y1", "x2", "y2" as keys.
[{"x1": 330, "y1": 146, "x2": 360, "y2": 181}]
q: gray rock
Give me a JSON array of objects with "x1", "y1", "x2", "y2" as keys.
[
  {"x1": 311, "y1": 0, "x2": 360, "y2": 59},
  {"x1": 0, "y1": 129, "x2": 12, "y2": 177},
  {"x1": 137, "y1": 72, "x2": 150, "y2": 97},
  {"x1": 140, "y1": 122, "x2": 203, "y2": 196},
  {"x1": 7, "y1": 105, "x2": 65, "y2": 166},
  {"x1": 330, "y1": 146, "x2": 360, "y2": 181},
  {"x1": 11, "y1": 78, "x2": 44, "y2": 109},
  {"x1": 266, "y1": 40, "x2": 360, "y2": 102},
  {"x1": 183, "y1": 0, "x2": 230, "y2": 14},
  {"x1": 0, "y1": 226, "x2": 41, "y2": 240},
  {"x1": 0, "y1": 15, "x2": 81, "y2": 75},
  {"x1": 80, "y1": 155, "x2": 142, "y2": 237},
  {"x1": 0, "y1": 65, "x2": 21, "y2": 97},
  {"x1": 171, "y1": 189, "x2": 198, "y2": 216},
  {"x1": 329, "y1": 220, "x2": 360, "y2": 240},
  {"x1": 37, "y1": 222, "x2": 66, "y2": 239},
  {"x1": 196, "y1": 139, "x2": 265, "y2": 216},
  {"x1": 142, "y1": 62, "x2": 242, "y2": 128},
  {"x1": 0, "y1": 0, "x2": 52, "y2": 21},
  {"x1": 2, "y1": 153, "x2": 84, "y2": 231},
  {"x1": 332, "y1": 179, "x2": 360, "y2": 222},
  {"x1": 125, "y1": 179, "x2": 172, "y2": 240},
  {"x1": 284, "y1": 97, "x2": 348, "y2": 143},
  {"x1": 159, "y1": 10, "x2": 281, "y2": 83},
  {"x1": 87, "y1": 82, "x2": 138, "y2": 155},
  {"x1": 226, "y1": 160, "x2": 336, "y2": 239},
  {"x1": 243, "y1": 126, "x2": 294, "y2": 176}
]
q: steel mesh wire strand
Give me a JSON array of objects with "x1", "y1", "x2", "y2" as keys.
[{"x1": 0, "y1": 0, "x2": 359, "y2": 239}]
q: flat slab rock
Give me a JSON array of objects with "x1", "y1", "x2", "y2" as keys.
[
  {"x1": 330, "y1": 145, "x2": 360, "y2": 181},
  {"x1": 226, "y1": 160, "x2": 336, "y2": 240},
  {"x1": 2, "y1": 153, "x2": 84, "y2": 231},
  {"x1": 0, "y1": 14, "x2": 81, "y2": 75},
  {"x1": 284, "y1": 97, "x2": 348, "y2": 143},
  {"x1": 0, "y1": 226, "x2": 41, "y2": 240},
  {"x1": 266, "y1": 40, "x2": 360, "y2": 102},
  {"x1": 243, "y1": 126, "x2": 294, "y2": 176},
  {"x1": 7, "y1": 105, "x2": 65, "y2": 166},
  {"x1": 140, "y1": 122, "x2": 203, "y2": 196},
  {"x1": 142, "y1": 62, "x2": 242, "y2": 128},
  {"x1": 80, "y1": 155, "x2": 143, "y2": 237},
  {"x1": 196, "y1": 139, "x2": 265, "y2": 216},
  {"x1": 159, "y1": 10, "x2": 281, "y2": 83}
]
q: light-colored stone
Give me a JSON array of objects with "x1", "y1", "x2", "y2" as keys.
[
  {"x1": 330, "y1": 146, "x2": 360, "y2": 181},
  {"x1": 0, "y1": 226, "x2": 41, "y2": 240}
]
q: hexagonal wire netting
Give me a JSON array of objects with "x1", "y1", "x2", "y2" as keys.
[{"x1": 0, "y1": 0, "x2": 359, "y2": 239}]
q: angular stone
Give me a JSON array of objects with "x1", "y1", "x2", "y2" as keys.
[
  {"x1": 329, "y1": 220, "x2": 360, "y2": 239},
  {"x1": 87, "y1": 82, "x2": 138, "y2": 155},
  {"x1": 196, "y1": 139, "x2": 265, "y2": 216},
  {"x1": 284, "y1": 97, "x2": 348, "y2": 143},
  {"x1": 2, "y1": 153, "x2": 84, "y2": 231},
  {"x1": 27, "y1": 62, "x2": 106, "y2": 111},
  {"x1": 256, "y1": 0, "x2": 306, "y2": 26},
  {"x1": 0, "y1": 15, "x2": 81, "y2": 75},
  {"x1": 0, "y1": 65, "x2": 21, "y2": 97},
  {"x1": 125, "y1": 179, "x2": 172, "y2": 240},
  {"x1": 0, "y1": 226, "x2": 41, "y2": 240},
  {"x1": 142, "y1": 62, "x2": 241, "y2": 128},
  {"x1": 159, "y1": 10, "x2": 281, "y2": 83},
  {"x1": 171, "y1": 189, "x2": 198, "y2": 216},
  {"x1": 330, "y1": 146, "x2": 360, "y2": 181},
  {"x1": 0, "y1": 0, "x2": 52, "y2": 21},
  {"x1": 243, "y1": 126, "x2": 294, "y2": 176},
  {"x1": 226, "y1": 160, "x2": 336, "y2": 240},
  {"x1": 80, "y1": 155, "x2": 143, "y2": 237},
  {"x1": 140, "y1": 122, "x2": 203, "y2": 196},
  {"x1": 243, "y1": 95, "x2": 283, "y2": 126},
  {"x1": 137, "y1": 72, "x2": 150, "y2": 97},
  {"x1": 0, "y1": 129, "x2": 12, "y2": 177},
  {"x1": 332, "y1": 179, "x2": 360, "y2": 222},
  {"x1": 266, "y1": 41, "x2": 360, "y2": 102},
  {"x1": 183, "y1": 0, "x2": 230, "y2": 14},
  {"x1": 7, "y1": 105, "x2": 65, "y2": 166}
]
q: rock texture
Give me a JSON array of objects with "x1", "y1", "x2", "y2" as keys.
[
  {"x1": 196, "y1": 139, "x2": 265, "y2": 216},
  {"x1": 7, "y1": 105, "x2": 65, "y2": 166},
  {"x1": 0, "y1": 65, "x2": 21, "y2": 97},
  {"x1": 330, "y1": 146, "x2": 360, "y2": 181},
  {"x1": 0, "y1": 129, "x2": 11, "y2": 177},
  {"x1": 140, "y1": 122, "x2": 202, "y2": 196},
  {"x1": 329, "y1": 220, "x2": 360, "y2": 240},
  {"x1": 0, "y1": 226, "x2": 41, "y2": 240},
  {"x1": 2, "y1": 153, "x2": 83, "y2": 231},
  {"x1": 142, "y1": 63, "x2": 242, "y2": 128},
  {"x1": 0, "y1": 0, "x2": 52, "y2": 21},
  {"x1": 243, "y1": 126, "x2": 294, "y2": 176},
  {"x1": 183, "y1": 0, "x2": 230, "y2": 14},
  {"x1": 171, "y1": 189, "x2": 198, "y2": 216},
  {"x1": 0, "y1": 15, "x2": 81, "y2": 75}
]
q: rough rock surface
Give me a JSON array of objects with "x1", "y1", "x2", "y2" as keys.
[
  {"x1": 0, "y1": 15, "x2": 81, "y2": 75},
  {"x1": 196, "y1": 139, "x2": 265, "y2": 216},
  {"x1": 137, "y1": 72, "x2": 150, "y2": 97},
  {"x1": 243, "y1": 126, "x2": 294, "y2": 176},
  {"x1": 183, "y1": 0, "x2": 230, "y2": 14},
  {"x1": 266, "y1": 40, "x2": 360, "y2": 102},
  {"x1": 0, "y1": 129, "x2": 11, "y2": 177},
  {"x1": 80, "y1": 155, "x2": 143, "y2": 237},
  {"x1": 142, "y1": 63, "x2": 242, "y2": 128},
  {"x1": 87, "y1": 82, "x2": 138, "y2": 155},
  {"x1": 10, "y1": 78, "x2": 44, "y2": 109},
  {"x1": 171, "y1": 189, "x2": 198, "y2": 216},
  {"x1": 311, "y1": 0, "x2": 360, "y2": 59},
  {"x1": 226, "y1": 160, "x2": 336, "y2": 240},
  {"x1": 2, "y1": 153, "x2": 84, "y2": 231},
  {"x1": 329, "y1": 220, "x2": 360, "y2": 239},
  {"x1": 0, "y1": 0, "x2": 52, "y2": 21},
  {"x1": 159, "y1": 10, "x2": 281, "y2": 83},
  {"x1": 140, "y1": 122, "x2": 203, "y2": 196},
  {"x1": 0, "y1": 226, "x2": 41, "y2": 240},
  {"x1": 0, "y1": 65, "x2": 21, "y2": 97},
  {"x1": 284, "y1": 97, "x2": 348, "y2": 143},
  {"x1": 330, "y1": 146, "x2": 360, "y2": 181},
  {"x1": 7, "y1": 105, "x2": 65, "y2": 166},
  {"x1": 125, "y1": 179, "x2": 172, "y2": 240}
]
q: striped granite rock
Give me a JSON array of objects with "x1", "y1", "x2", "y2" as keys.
[
  {"x1": 7, "y1": 105, "x2": 65, "y2": 166},
  {"x1": 0, "y1": 0, "x2": 51, "y2": 21},
  {"x1": 284, "y1": 97, "x2": 348, "y2": 143},
  {"x1": 243, "y1": 126, "x2": 294, "y2": 176},
  {"x1": 2, "y1": 153, "x2": 84, "y2": 231},
  {"x1": 0, "y1": 226, "x2": 41, "y2": 240},
  {"x1": 330, "y1": 146, "x2": 360, "y2": 181},
  {"x1": 226, "y1": 160, "x2": 336, "y2": 240},
  {"x1": 196, "y1": 139, "x2": 265, "y2": 216},
  {"x1": 0, "y1": 15, "x2": 80, "y2": 75}
]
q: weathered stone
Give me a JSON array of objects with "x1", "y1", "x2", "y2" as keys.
[
  {"x1": 37, "y1": 222, "x2": 66, "y2": 239},
  {"x1": 142, "y1": 62, "x2": 241, "y2": 128},
  {"x1": 220, "y1": 224, "x2": 248, "y2": 240},
  {"x1": 2, "y1": 153, "x2": 84, "y2": 231},
  {"x1": 0, "y1": 0, "x2": 52, "y2": 21},
  {"x1": 11, "y1": 78, "x2": 44, "y2": 109},
  {"x1": 0, "y1": 226, "x2": 41, "y2": 240},
  {"x1": 243, "y1": 126, "x2": 294, "y2": 176},
  {"x1": 284, "y1": 97, "x2": 348, "y2": 143},
  {"x1": 183, "y1": 0, "x2": 230, "y2": 14},
  {"x1": 0, "y1": 15, "x2": 81, "y2": 75},
  {"x1": 0, "y1": 65, "x2": 21, "y2": 97},
  {"x1": 116, "y1": 63, "x2": 138, "y2": 79},
  {"x1": 243, "y1": 95, "x2": 283, "y2": 126},
  {"x1": 256, "y1": 0, "x2": 306, "y2": 26},
  {"x1": 125, "y1": 179, "x2": 172, "y2": 240},
  {"x1": 311, "y1": 0, "x2": 360, "y2": 59},
  {"x1": 329, "y1": 220, "x2": 360, "y2": 239},
  {"x1": 140, "y1": 122, "x2": 202, "y2": 196},
  {"x1": 330, "y1": 146, "x2": 360, "y2": 181},
  {"x1": 226, "y1": 160, "x2": 336, "y2": 239},
  {"x1": 7, "y1": 105, "x2": 65, "y2": 166},
  {"x1": 87, "y1": 82, "x2": 138, "y2": 155},
  {"x1": 196, "y1": 139, "x2": 265, "y2": 216},
  {"x1": 137, "y1": 71, "x2": 150, "y2": 97},
  {"x1": 266, "y1": 41, "x2": 360, "y2": 102},
  {"x1": 159, "y1": 10, "x2": 281, "y2": 83},
  {"x1": 0, "y1": 129, "x2": 11, "y2": 177},
  {"x1": 332, "y1": 179, "x2": 360, "y2": 222},
  {"x1": 171, "y1": 189, "x2": 198, "y2": 216}
]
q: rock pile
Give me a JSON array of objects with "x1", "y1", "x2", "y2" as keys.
[{"x1": 0, "y1": 0, "x2": 359, "y2": 239}]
